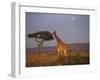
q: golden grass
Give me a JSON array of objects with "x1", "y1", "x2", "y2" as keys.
[{"x1": 26, "y1": 51, "x2": 89, "y2": 67}]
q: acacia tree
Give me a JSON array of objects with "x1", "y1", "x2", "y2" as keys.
[{"x1": 27, "y1": 31, "x2": 54, "y2": 53}]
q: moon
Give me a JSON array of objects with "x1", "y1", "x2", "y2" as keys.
[{"x1": 72, "y1": 17, "x2": 75, "y2": 21}]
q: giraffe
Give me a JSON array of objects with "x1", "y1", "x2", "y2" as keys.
[{"x1": 51, "y1": 31, "x2": 69, "y2": 58}]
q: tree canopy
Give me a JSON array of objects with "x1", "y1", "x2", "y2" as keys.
[{"x1": 27, "y1": 31, "x2": 54, "y2": 41}]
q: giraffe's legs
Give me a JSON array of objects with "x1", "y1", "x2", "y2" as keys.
[
  {"x1": 63, "y1": 49, "x2": 67, "y2": 57},
  {"x1": 56, "y1": 43, "x2": 69, "y2": 58},
  {"x1": 57, "y1": 48, "x2": 60, "y2": 57}
]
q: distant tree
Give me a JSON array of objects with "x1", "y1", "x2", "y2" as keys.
[{"x1": 27, "y1": 31, "x2": 54, "y2": 53}]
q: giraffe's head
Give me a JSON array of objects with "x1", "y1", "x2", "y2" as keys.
[
  {"x1": 51, "y1": 31, "x2": 56, "y2": 35},
  {"x1": 51, "y1": 31, "x2": 63, "y2": 42},
  {"x1": 51, "y1": 31, "x2": 57, "y2": 39}
]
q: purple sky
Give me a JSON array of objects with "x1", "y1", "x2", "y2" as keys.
[{"x1": 26, "y1": 12, "x2": 89, "y2": 48}]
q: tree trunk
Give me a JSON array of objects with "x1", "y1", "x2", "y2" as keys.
[
  {"x1": 38, "y1": 44, "x2": 42, "y2": 54},
  {"x1": 36, "y1": 39, "x2": 44, "y2": 54}
]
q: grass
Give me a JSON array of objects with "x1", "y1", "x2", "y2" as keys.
[{"x1": 26, "y1": 51, "x2": 89, "y2": 67}]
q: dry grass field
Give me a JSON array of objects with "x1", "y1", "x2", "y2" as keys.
[{"x1": 26, "y1": 51, "x2": 89, "y2": 67}]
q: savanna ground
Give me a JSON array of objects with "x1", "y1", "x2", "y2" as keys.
[{"x1": 26, "y1": 51, "x2": 89, "y2": 67}]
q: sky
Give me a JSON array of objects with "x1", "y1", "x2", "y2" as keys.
[{"x1": 26, "y1": 12, "x2": 89, "y2": 48}]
